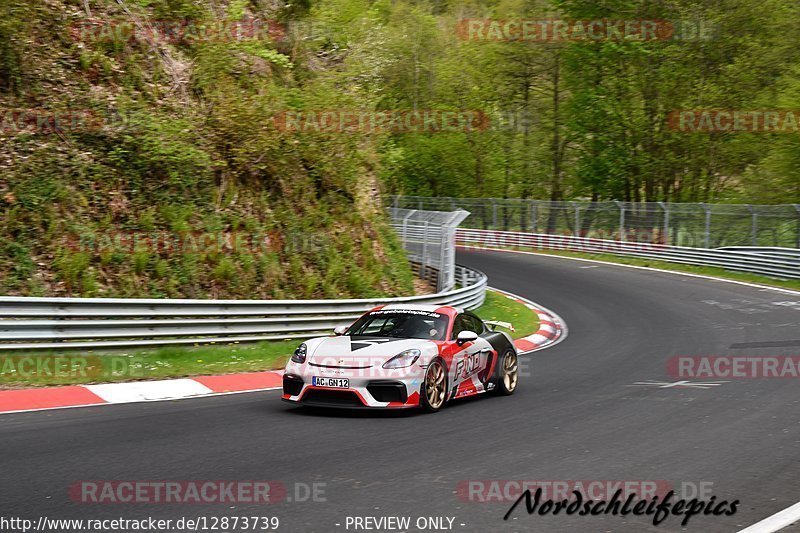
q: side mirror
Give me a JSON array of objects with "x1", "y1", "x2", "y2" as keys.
[
  {"x1": 456, "y1": 330, "x2": 478, "y2": 346},
  {"x1": 333, "y1": 325, "x2": 348, "y2": 336}
]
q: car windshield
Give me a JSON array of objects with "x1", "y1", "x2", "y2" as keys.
[{"x1": 347, "y1": 310, "x2": 449, "y2": 341}]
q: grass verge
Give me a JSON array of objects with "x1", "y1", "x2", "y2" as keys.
[
  {"x1": 475, "y1": 289, "x2": 540, "y2": 339},
  {"x1": 0, "y1": 289, "x2": 539, "y2": 388}
]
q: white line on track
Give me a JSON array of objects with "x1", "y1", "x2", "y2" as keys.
[
  {"x1": 737, "y1": 501, "x2": 800, "y2": 533},
  {"x1": 461, "y1": 245, "x2": 800, "y2": 296}
]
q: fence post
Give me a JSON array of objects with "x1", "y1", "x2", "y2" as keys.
[
  {"x1": 700, "y1": 203, "x2": 711, "y2": 248},
  {"x1": 794, "y1": 204, "x2": 800, "y2": 249},
  {"x1": 658, "y1": 201, "x2": 669, "y2": 245},
  {"x1": 573, "y1": 202, "x2": 581, "y2": 237},
  {"x1": 615, "y1": 201, "x2": 626, "y2": 242},
  {"x1": 491, "y1": 199, "x2": 498, "y2": 229},
  {"x1": 530, "y1": 200, "x2": 537, "y2": 233},
  {"x1": 437, "y1": 225, "x2": 446, "y2": 291},
  {"x1": 747, "y1": 205, "x2": 757, "y2": 246},
  {"x1": 401, "y1": 209, "x2": 416, "y2": 245},
  {"x1": 420, "y1": 220, "x2": 429, "y2": 281}
]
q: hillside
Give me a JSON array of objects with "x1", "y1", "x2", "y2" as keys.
[{"x1": 0, "y1": 0, "x2": 414, "y2": 299}]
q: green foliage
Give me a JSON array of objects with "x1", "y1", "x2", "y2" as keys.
[
  {"x1": 236, "y1": 41, "x2": 293, "y2": 69},
  {"x1": 54, "y1": 251, "x2": 90, "y2": 288},
  {"x1": 108, "y1": 111, "x2": 215, "y2": 196},
  {"x1": 309, "y1": 0, "x2": 799, "y2": 204},
  {"x1": 0, "y1": 0, "x2": 416, "y2": 300},
  {"x1": 10, "y1": 0, "x2": 797, "y2": 302},
  {"x1": 0, "y1": 2, "x2": 26, "y2": 93}
]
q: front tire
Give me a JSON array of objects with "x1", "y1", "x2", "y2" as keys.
[
  {"x1": 495, "y1": 349, "x2": 519, "y2": 395},
  {"x1": 420, "y1": 358, "x2": 448, "y2": 412}
]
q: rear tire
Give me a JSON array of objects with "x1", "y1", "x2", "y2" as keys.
[
  {"x1": 420, "y1": 358, "x2": 448, "y2": 413},
  {"x1": 495, "y1": 349, "x2": 519, "y2": 396}
]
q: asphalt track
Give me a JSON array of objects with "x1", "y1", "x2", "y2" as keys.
[{"x1": 2, "y1": 249, "x2": 799, "y2": 533}]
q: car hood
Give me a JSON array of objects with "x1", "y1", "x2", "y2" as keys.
[{"x1": 308, "y1": 336, "x2": 436, "y2": 367}]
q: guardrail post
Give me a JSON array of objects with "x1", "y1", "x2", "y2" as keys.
[{"x1": 700, "y1": 203, "x2": 711, "y2": 248}]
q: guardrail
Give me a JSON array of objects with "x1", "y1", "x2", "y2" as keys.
[
  {"x1": 717, "y1": 247, "x2": 800, "y2": 262},
  {"x1": 458, "y1": 229, "x2": 800, "y2": 280},
  {"x1": 0, "y1": 264, "x2": 486, "y2": 351}
]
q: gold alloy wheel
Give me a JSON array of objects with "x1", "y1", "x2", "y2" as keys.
[
  {"x1": 425, "y1": 360, "x2": 446, "y2": 409},
  {"x1": 503, "y1": 351, "x2": 519, "y2": 392}
]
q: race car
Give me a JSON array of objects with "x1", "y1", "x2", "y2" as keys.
[{"x1": 281, "y1": 304, "x2": 519, "y2": 412}]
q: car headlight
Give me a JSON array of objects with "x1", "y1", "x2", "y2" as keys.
[
  {"x1": 291, "y1": 343, "x2": 308, "y2": 364},
  {"x1": 382, "y1": 348, "x2": 421, "y2": 369}
]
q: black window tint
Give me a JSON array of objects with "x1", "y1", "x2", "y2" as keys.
[
  {"x1": 451, "y1": 315, "x2": 469, "y2": 339},
  {"x1": 349, "y1": 312, "x2": 449, "y2": 340},
  {"x1": 466, "y1": 315, "x2": 485, "y2": 334}
]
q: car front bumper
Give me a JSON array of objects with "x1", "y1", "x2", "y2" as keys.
[{"x1": 281, "y1": 361, "x2": 427, "y2": 408}]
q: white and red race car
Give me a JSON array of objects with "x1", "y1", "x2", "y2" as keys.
[{"x1": 282, "y1": 304, "x2": 519, "y2": 412}]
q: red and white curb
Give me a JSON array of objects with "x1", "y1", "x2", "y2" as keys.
[
  {"x1": 489, "y1": 287, "x2": 567, "y2": 354},
  {"x1": 0, "y1": 371, "x2": 283, "y2": 415}
]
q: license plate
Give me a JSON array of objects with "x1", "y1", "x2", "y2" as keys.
[{"x1": 312, "y1": 377, "x2": 349, "y2": 388}]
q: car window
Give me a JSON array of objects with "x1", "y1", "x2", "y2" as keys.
[
  {"x1": 349, "y1": 311, "x2": 449, "y2": 340},
  {"x1": 451, "y1": 314, "x2": 476, "y2": 339},
  {"x1": 360, "y1": 317, "x2": 395, "y2": 335},
  {"x1": 465, "y1": 314, "x2": 485, "y2": 334},
  {"x1": 452, "y1": 313, "x2": 484, "y2": 340},
  {"x1": 451, "y1": 315, "x2": 466, "y2": 339}
]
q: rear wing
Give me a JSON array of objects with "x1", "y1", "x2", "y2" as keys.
[{"x1": 484, "y1": 320, "x2": 515, "y2": 332}]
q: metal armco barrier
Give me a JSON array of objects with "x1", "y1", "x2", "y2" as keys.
[
  {"x1": 0, "y1": 265, "x2": 486, "y2": 351},
  {"x1": 458, "y1": 228, "x2": 800, "y2": 280}
]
